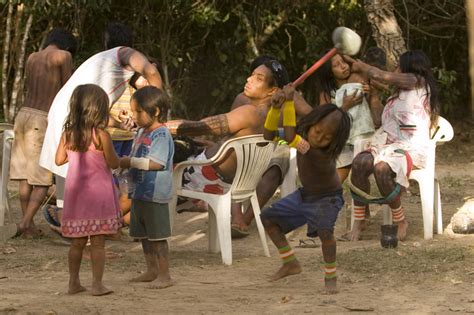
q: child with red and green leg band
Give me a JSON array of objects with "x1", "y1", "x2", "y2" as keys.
[{"x1": 261, "y1": 84, "x2": 351, "y2": 294}]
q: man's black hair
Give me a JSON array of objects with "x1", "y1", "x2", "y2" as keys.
[
  {"x1": 250, "y1": 55, "x2": 276, "y2": 72},
  {"x1": 105, "y1": 22, "x2": 133, "y2": 49},
  {"x1": 263, "y1": 59, "x2": 290, "y2": 88},
  {"x1": 42, "y1": 28, "x2": 77, "y2": 55}
]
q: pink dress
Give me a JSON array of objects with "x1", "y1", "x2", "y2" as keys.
[{"x1": 61, "y1": 131, "x2": 121, "y2": 238}]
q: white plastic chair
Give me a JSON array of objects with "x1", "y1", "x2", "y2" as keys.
[
  {"x1": 279, "y1": 147, "x2": 298, "y2": 197},
  {"x1": 0, "y1": 124, "x2": 14, "y2": 227},
  {"x1": 169, "y1": 135, "x2": 274, "y2": 265},
  {"x1": 351, "y1": 116, "x2": 454, "y2": 240}
]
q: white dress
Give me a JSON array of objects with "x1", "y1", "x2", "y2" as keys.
[{"x1": 39, "y1": 47, "x2": 134, "y2": 177}]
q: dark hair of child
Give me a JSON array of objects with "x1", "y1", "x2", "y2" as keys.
[
  {"x1": 362, "y1": 47, "x2": 387, "y2": 70},
  {"x1": 131, "y1": 86, "x2": 170, "y2": 123},
  {"x1": 313, "y1": 49, "x2": 339, "y2": 106},
  {"x1": 64, "y1": 84, "x2": 110, "y2": 152},
  {"x1": 296, "y1": 103, "x2": 351, "y2": 159}
]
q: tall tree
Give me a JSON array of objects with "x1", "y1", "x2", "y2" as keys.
[
  {"x1": 1, "y1": 1, "x2": 33, "y2": 122},
  {"x1": 467, "y1": 0, "x2": 474, "y2": 118},
  {"x1": 364, "y1": 0, "x2": 406, "y2": 70}
]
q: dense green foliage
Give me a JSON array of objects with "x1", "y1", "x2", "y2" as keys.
[{"x1": 0, "y1": 0, "x2": 469, "y2": 120}]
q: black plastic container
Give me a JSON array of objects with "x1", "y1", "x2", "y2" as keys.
[{"x1": 381, "y1": 224, "x2": 398, "y2": 248}]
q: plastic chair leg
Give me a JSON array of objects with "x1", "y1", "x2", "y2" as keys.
[
  {"x1": 207, "y1": 195, "x2": 232, "y2": 265},
  {"x1": 250, "y1": 194, "x2": 270, "y2": 257},
  {"x1": 434, "y1": 179, "x2": 443, "y2": 235},
  {"x1": 208, "y1": 206, "x2": 219, "y2": 253},
  {"x1": 1, "y1": 130, "x2": 14, "y2": 227},
  {"x1": 418, "y1": 178, "x2": 435, "y2": 240},
  {"x1": 382, "y1": 205, "x2": 392, "y2": 225}
]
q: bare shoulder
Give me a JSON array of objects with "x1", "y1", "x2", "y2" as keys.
[
  {"x1": 228, "y1": 103, "x2": 261, "y2": 119},
  {"x1": 118, "y1": 46, "x2": 139, "y2": 63},
  {"x1": 348, "y1": 72, "x2": 365, "y2": 84},
  {"x1": 97, "y1": 128, "x2": 111, "y2": 140},
  {"x1": 49, "y1": 49, "x2": 72, "y2": 66}
]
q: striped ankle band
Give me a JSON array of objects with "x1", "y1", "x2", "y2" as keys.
[
  {"x1": 278, "y1": 245, "x2": 296, "y2": 264},
  {"x1": 353, "y1": 206, "x2": 366, "y2": 221},
  {"x1": 391, "y1": 206, "x2": 405, "y2": 222},
  {"x1": 324, "y1": 261, "x2": 337, "y2": 279}
]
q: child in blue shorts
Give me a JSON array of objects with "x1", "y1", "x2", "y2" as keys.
[
  {"x1": 119, "y1": 86, "x2": 175, "y2": 289},
  {"x1": 262, "y1": 84, "x2": 351, "y2": 294}
]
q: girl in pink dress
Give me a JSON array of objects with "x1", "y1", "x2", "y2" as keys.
[{"x1": 55, "y1": 84, "x2": 121, "y2": 296}]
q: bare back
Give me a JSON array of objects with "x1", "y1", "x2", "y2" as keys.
[{"x1": 23, "y1": 46, "x2": 73, "y2": 112}]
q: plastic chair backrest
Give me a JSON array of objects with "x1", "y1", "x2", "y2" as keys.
[
  {"x1": 216, "y1": 135, "x2": 274, "y2": 202},
  {"x1": 430, "y1": 116, "x2": 453, "y2": 143}
]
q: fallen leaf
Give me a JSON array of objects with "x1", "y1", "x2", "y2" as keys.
[
  {"x1": 343, "y1": 306, "x2": 374, "y2": 312},
  {"x1": 280, "y1": 295, "x2": 292, "y2": 304},
  {"x1": 3, "y1": 246, "x2": 16, "y2": 254}
]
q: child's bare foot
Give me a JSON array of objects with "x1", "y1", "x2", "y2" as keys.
[
  {"x1": 91, "y1": 283, "x2": 113, "y2": 296},
  {"x1": 130, "y1": 271, "x2": 158, "y2": 282},
  {"x1": 148, "y1": 277, "x2": 175, "y2": 289},
  {"x1": 324, "y1": 277, "x2": 338, "y2": 294},
  {"x1": 68, "y1": 284, "x2": 87, "y2": 295},
  {"x1": 270, "y1": 260, "x2": 302, "y2": 281},
  {"x1": 397, "y1": 219, "x2": 408, "y2": 241}
]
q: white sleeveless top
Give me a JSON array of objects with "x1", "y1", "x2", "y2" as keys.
[
  {"x1": 335, "y1": 83, "x2": 375, "y2": 144},
  {"x1": 40, "y1": 47, "x2": 135, "y2": 177}
]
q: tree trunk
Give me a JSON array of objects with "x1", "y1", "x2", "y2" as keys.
[
  {"x1": 466, "y1": 0, "x2": 474, "y2": 119},
  {"x1": 10, "y1": 10, "x2": 33, "y2": 121},
  {"x1": 364, "y1": 0, "x2": 407, "y2": 71},
  {"x1": 2, "y1": 1, "x2": 13, "y2": 121}
]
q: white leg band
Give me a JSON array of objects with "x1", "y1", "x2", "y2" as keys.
[{"x1": 130, "y1": 157, "x2": 150, "y2": 170}]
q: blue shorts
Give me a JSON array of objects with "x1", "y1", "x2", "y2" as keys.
[{"x1": 261, "y1": 188, "x2": 344, "y2": 237}]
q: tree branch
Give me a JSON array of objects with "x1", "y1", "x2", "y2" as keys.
[
  {"x1": 241, "y1": 13, "x2": 259, "y2": 57},
  {"x1": 256, "y1": 9, "x2": 288, "y2": 48}
]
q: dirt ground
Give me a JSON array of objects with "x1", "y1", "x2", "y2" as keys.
[{"x1": 1, "y1": 120, "x2": 474, "y2": 314}]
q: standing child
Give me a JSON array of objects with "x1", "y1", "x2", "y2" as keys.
[
  {"x1": 261, "y1": 85, "x2": 351, "y2": 294},
  {"x1": 119, "y1": 86, "x2": 174, "y2": 289},
  {"x1": 55, "y1": 84, "x2": 121, "y2": 296}
]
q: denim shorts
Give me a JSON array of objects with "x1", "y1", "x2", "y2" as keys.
[{"x1": 261, "y1": 188, "x2": 344, "y2": 237}]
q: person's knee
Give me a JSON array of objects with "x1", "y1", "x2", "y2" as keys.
[
  {"x1": 264, "y1": 166, "x2": 282, "y2": 185},
  {"x1": 373, "y1": 162, "x2": 392, "y2": 179},
  {"x1": 318, "y1": 229, "x2": 335, "y2": 242},
  {"x1": 261, "y1": 214, "x2": 277, "y2": 230},
  {"x1": 71, "y1": 237, "x2": 88, "y2": 249},
  {"x1": 351, "y1": 154, "x2": 373, "y2": 179},
  {"x1": 90, "y1": 235, "x2": 105, "y2": 248}
]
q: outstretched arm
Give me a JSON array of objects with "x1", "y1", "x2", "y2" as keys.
[
  {"x1": 343, "y1": 55, "x2": 419, "y2": 90},
  {"x1": 166, "y1": 115, "x2": 229, "y2": 137},
  {"x1": 166, "y1": 105, "x2": 254, "y2": 137},
  {"x1": 119, "y1": 47, "x2": 163, "y2": 89}
]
